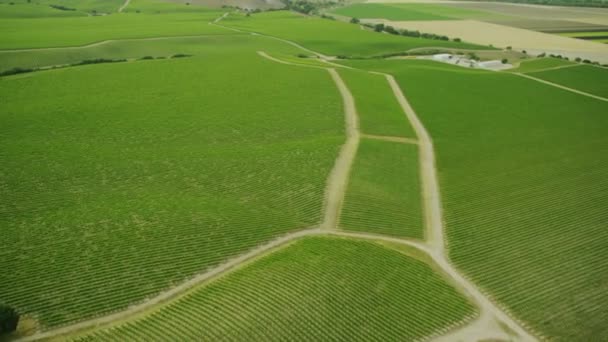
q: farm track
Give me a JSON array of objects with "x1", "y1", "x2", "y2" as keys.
[
  {"x1": 14, "y1": 11, "x2": 541, "y2": 341},
  {"x1": 516, "y1": 72, "x2": 608, "y2": 102},
  {"x1": 118, "y1": 0, "x2": 131, "y2": 13}
]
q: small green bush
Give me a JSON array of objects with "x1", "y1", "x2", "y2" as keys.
[{"x1": 0, "y1": 305, "x2": 19, "y2": 335}]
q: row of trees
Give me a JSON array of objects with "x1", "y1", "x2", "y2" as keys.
[
  {"x1": 281, "y1": 0, "x2": 338, "y2": 14},
  {"x1": 538, "y1": 53, "x2": 602, "y2": 65},
  {"x1": 350, "y1": 19, "x2": 461, "y2": 43}
]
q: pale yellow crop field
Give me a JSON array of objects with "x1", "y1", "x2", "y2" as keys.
[{"x1": 368, "y1": 19, "x2": 608, "y2": 63}]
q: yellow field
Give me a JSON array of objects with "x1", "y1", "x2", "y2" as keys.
[{"x1": 368, "y1": 19, "x2": 608, "y2": 63}]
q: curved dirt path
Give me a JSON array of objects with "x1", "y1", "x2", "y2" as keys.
[
  {"x1": 118, "y1": 0, "x2": 131, "y2": 13},
  {"x1": 516, "y1": 72, "x2": 608, "y2": 102}
]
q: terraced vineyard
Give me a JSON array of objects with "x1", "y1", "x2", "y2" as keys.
[
  {"x1": 341, "y1": 59, "x2": 608, "y2": 341},
  {"x1": 73, "y1": 237, "x2": 477, "y2": 341},
  {"x1": 340, "y1": 139, "x2": 422, "y2": 239},
  {"x1": 0, "y1": 42, "x2": 343, "y2": 327}
]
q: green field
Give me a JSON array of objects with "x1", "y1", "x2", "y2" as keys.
[
  {"x1": 513, "y1": 57, "x2": 576, "y2": 72},
  {"x1": 341, "y1": 139, "x2": 422, "y2": 239},
  {"x1": 221, "y1": 11, "x2": 491, "y2": 58},
  {"x1": 340, "y1": 58, "x2": 608, "y2": 341},
  {"x1": 339, "y1": 68, "x2": 415, "y2": 137},
  {"x1": 74, "y1": 237, "x2": 476, "y2": 341},
  {"x1": 0, "y1": 40, "x2": 344, "y2": 327},
  {"x1": 331, "y1": 3, "x2": 452, "y2": 21},
  {"x1": 558, "y1": 31, "x2": 608, "y2": 38},
  {"x1": 527, "y1": 64, "x2": 608, "y2": 97},
  {"x1": 0, "y1": 10, "x2": 229, "y2": 50},
  {"x1": 331, "y1": 3, "x2": 500, "y2": 21},
  {"x1": 3, "y1": 0, "x2": 608, "y2": 340},
  {"x1": 0, "y1": 0, "x2": 124, "y2": 16},
  {"x1": 0, "y1": 2, "x2": 86, "y2": 18}
]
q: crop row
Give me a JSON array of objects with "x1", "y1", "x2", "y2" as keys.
[{"x1": 75, "y1": 237, "x2": 477, "y2": 341}]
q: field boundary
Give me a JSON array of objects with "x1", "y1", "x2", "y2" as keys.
[{"x1": 516, "y1": 72, "x2": 608, "y2": 102}]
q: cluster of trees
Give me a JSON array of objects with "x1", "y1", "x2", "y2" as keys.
[
  {"x1": 49, "y1": 4, "x2": 76, "y2": 11},
  {"x1": 0, "y1": 305, "x2": 19, "y2": 336},
  {"x1": 281, "y1": 0, "x2": 338, "y2": 14},
  {"x1": 353, "y1": 20, "x2": 461, "y2": 42}
]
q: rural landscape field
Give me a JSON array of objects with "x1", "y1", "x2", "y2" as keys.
[{"x1": 0, "y1": 0, "x2": 606, "y2": 340}]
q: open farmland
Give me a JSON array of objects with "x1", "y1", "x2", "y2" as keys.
[
  {"x1": 220, "y1": 11, "x2": 491, "y2": 57},
  {"x1": 340, "y1": 58, "x2": 608, "y2": 341},
  {"x1": 73, "y1": 237, "x2": 477, "y2": 341},
  {"x1": 2, "y1": 0, "x2": 608, "y2": 341}
]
